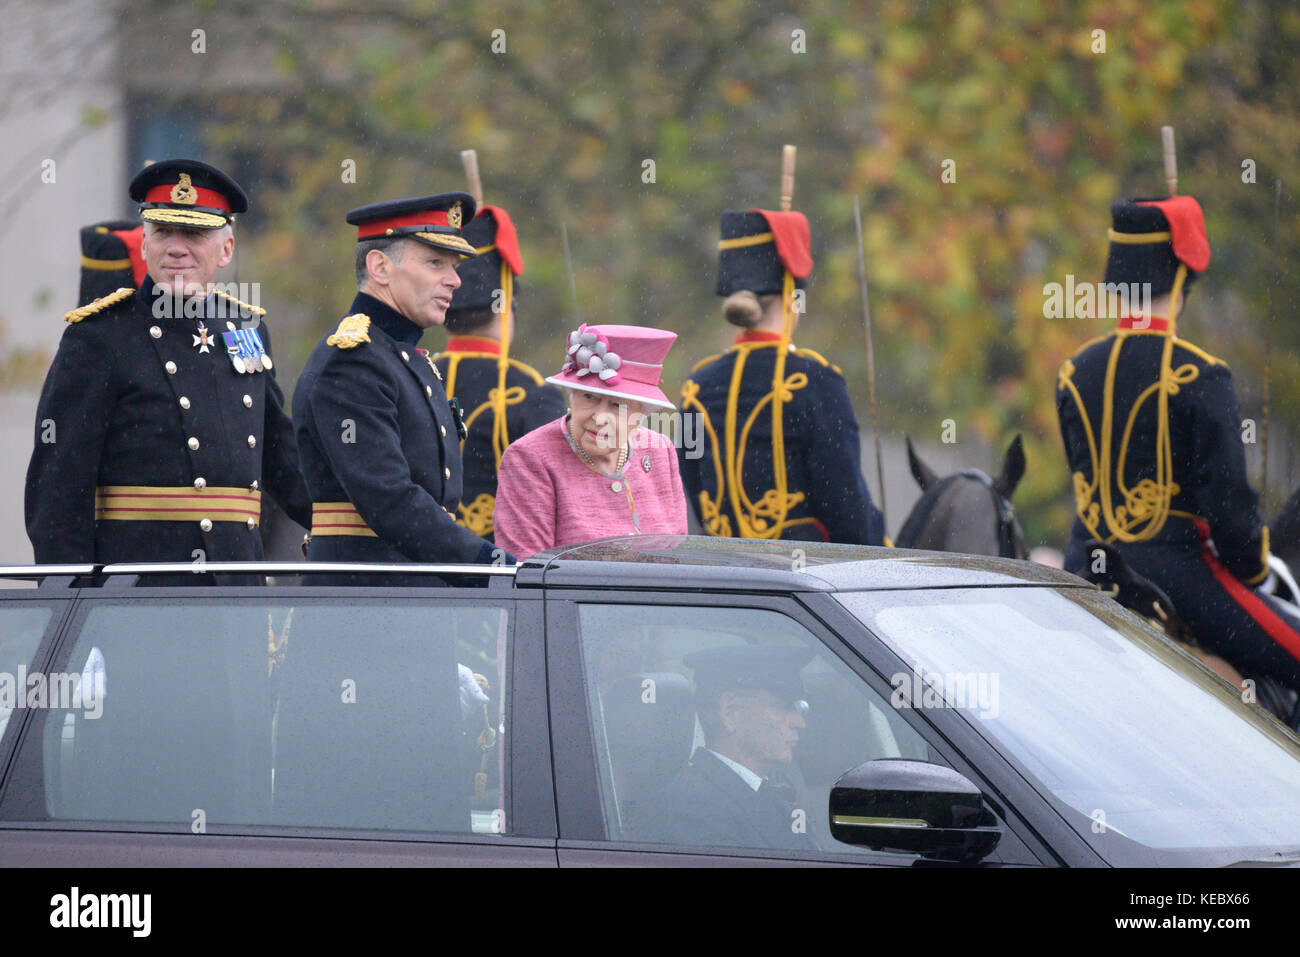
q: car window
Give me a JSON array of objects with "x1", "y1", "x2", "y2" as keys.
[
  {"x1": 838, "y1": 587, "x2": 1300, "y2": 865},
  {"x1": 575, "y1": 603, "x2": 934, "y2": 855},
  {"x1": 2, "y1": 599, "x2": 512, "y2": 837},
  {"x1": 0, "y1": 605, "x2": 57, "y2": 742}
]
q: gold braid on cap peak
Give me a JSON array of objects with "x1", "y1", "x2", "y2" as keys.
[
  {"x1": 141, "y1": 207, "x2": 229, "y2": 228},
  {"x1": 65, "y1": 287, "x2": 134, "y2": 323}
]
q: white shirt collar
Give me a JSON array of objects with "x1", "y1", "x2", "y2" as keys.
[{"x1": 705, "y1": 749, "x2": 763, "y2": 791}]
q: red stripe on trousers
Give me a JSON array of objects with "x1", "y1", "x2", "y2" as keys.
[{"x1": 1195, "y1": 521, "x2": 1300, "y2": 664}]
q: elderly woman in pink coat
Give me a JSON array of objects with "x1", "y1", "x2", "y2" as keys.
[{"x1": 493, "y1": 323, "x2": 688, "y2": 559}]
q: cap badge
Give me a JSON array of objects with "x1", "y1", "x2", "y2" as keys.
[
  {"x1": 448, "y1": 201, "x2": 463, "y2": 230},
  {"x1": 170, "y1": 173, "x2": 198, "y2": 205}
]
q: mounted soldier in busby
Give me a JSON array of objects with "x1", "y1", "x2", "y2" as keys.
[
  {"x1": 680, "y1": 147, "x2": 886, "y2": 545},
  {"x1": 429, "y1": 151, "x2": 566, "y2": 542},
  {"x1": 1056, "y1": 137, "x2": 1300, "y2": 697}
]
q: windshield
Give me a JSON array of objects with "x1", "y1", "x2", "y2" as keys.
[{"x1": 835, "y1": 587, "x2": 1300, "y2": 866}]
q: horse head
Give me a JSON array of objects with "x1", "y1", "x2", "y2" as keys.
[{"x1": 896, "y1": 435, "x2": 1028, "y2": 559}]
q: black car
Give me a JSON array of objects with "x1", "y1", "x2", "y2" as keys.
[{"x1": 1, "y1": 536, "x2": 1298, "y2": 867}]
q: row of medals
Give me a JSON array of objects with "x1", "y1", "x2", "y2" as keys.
[{"x1": 194, "y1": 321, "x2": 274, "y2": 374}]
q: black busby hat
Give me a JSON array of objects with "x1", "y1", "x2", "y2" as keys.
[
  {"x1": 78, "y1": 220, "x2": 145, "y2": 306},
  {"x1": 716, "y1": 209, "x2": 814, "y2": 297},
  {"x1": 1104, "y1": 196, "x2": 1211, "y2": 297},
  {"x1": 445, "y1": 207, "x2": 524, "y2": 329},
  {"x1": 346, "y1": 192, "x2": 479, "y2": 258},
  {"x1": 685, "y1": 644, "x2": 815, "y2": 708},
  {"x1": 129, "y1": 159, "x2": 248, "y2": 230}
]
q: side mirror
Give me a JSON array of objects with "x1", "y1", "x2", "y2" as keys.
[{"x1": 829, "y1": 759, "x2": 1001, "y2": 863}]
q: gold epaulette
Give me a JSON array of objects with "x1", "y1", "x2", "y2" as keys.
[
  {"x1": 326, "y1": 314, "x2": 371, "y2": 349},
  {"x1": 1172, "y1": 338, "x2": 1227, "y2": 367},
  {"x1": 64, "y1": 287, "x2": 133, "y2": 323},
  {"x1": 690, "y1": 353, "x2": 722, "y2": 373},
  {"x1": 213, "y1": 289, "x2": 267, "y2": 317}
]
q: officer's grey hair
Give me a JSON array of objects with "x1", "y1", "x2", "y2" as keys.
[
  {"x1": 141, "y1": 221, "x2": 234, "y2": 242},
  {"x1": 356, "y1": 237, "x2": 407, "y2": 288}
]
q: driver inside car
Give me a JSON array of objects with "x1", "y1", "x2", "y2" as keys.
[{"x1": 629, "y1": 645, "x2": 817, "y2": 851}]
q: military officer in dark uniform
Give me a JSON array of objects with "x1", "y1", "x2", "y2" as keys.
[
  {"x1": 25, "y1": 159, "x2": 312, "y2": 573},
  {"x1": 680, "y1": 208, "x2": 885, "y2": 545},
  {"x1": 431, "y1": 202, "x2": 565, "y2": 541},
  {"x1": 293, "y1": 193, "x2": 507, "y2": 585},
  {"x1": 629, "y1": 645, "x2": 816, "y2": 851},
  {"x1": 1057, "y1": 194, "x2": 1300, "y2": 692}
]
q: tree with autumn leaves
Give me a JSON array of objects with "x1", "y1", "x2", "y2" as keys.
[{"x1": 72, "y1": 0, "x2": 1300, "y2": 545}]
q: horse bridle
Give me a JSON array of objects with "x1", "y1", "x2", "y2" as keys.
[{"x1": 958, "y1": 468, "x2": 1020, "y2": 559}]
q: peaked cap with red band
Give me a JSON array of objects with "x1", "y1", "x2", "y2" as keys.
[
  {"x1": 129, "y1": 158, "x2": 248, "y2": 230},
  {"x1": 716, "y1": 209, "x2": 814, "y2": 297},
  {"x1": 346, "y1": 192, "x2": 478, "y2": 258},
  {"x1": 1104, "y1": 195, "x2": 1210, "y2": 297},
  {"x1": 444, "y1": 205, "x2": 524, "y2": 325},
  {"x1": 77, "y1": 220, "x2": 147, "y2": 306}
]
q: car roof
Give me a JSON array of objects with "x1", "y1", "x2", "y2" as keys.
[{"x1": 524, "y1": 535, "x2": 1093, "y2": 593}]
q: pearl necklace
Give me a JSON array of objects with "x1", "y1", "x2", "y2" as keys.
[
  {"x1": 566, "y1": 419, "x2": 629, "y2": 489},
  {"x1": 573, "y1": 440, "x2": 629, "y2": 482}
]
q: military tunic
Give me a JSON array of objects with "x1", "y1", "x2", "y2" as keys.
[
  {"x1": 25, "y1": 274, "x2": 312, "y2": 566},
  {"x1": 680, "y1": 332, "x2": 885, "y2": 545},
  {"x1": 431, "y1": 337, "x2": 567, "y2": 541},
  {"x1": 293, "y1": 292, "x2": 498, "y2": 584},
  {"x1": 1057, "y1": 320, "x2": 1300, "y2": 688}
]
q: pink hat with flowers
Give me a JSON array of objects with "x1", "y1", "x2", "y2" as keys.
[{"x1": 547, "y1": 323, "x2": 678, "y2": 410}]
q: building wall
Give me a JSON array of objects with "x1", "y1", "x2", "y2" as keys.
[{"x1": 0, "y1": 1, "x2": 127, "y2": 562}]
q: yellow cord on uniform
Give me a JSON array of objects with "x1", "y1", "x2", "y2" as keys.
[
  {"x1": 491, "y1": 264, "x2": 514, "y2": 470},
  {"x1": 1089, "y1": 263, "x2": 1189, "y2": 543},
  {"x1": 770, "y1": 270, "x2": 795, "y2": 530}
]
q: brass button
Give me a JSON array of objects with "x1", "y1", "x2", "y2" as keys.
[
  {"x1": 401, "y1": 350, "x2": 410, "y2": 362},
  {"x1": 199, "y1": 519, "x2": 213, "y2": 532},
  {"x1": 426, "y1": 386, "x2": 433, "y2": 397},
  {"x1": 247, "y1": 517, "x2": 257, "y2": 530},
  {"x1": 179, "y1": 396, "x2": 190, "y2": 410},
  {"x1": 243, "y1": 394, "x2": 252, "y2": 408},
  {"x1": 165, "y1": 361, "x2": 177, "y2": 374},
  {"x1": 440, "y1": 425, "x2": 447, "y2": 437},
  {"x1": 187, "y1": 437, "x2": 200, "y2": 450},
  {"x1": 149, "y1": 326, "x2": 162, "y2": 339},
  {"x1": 247, "y1": 435, "x2": 257, "y2": 448},
  {"x1": 444, "y1": 467, "x2": 451, "y2": 480},
  {"x1": 194, "y1": 477, "x2": 207, "y2": 490}
]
